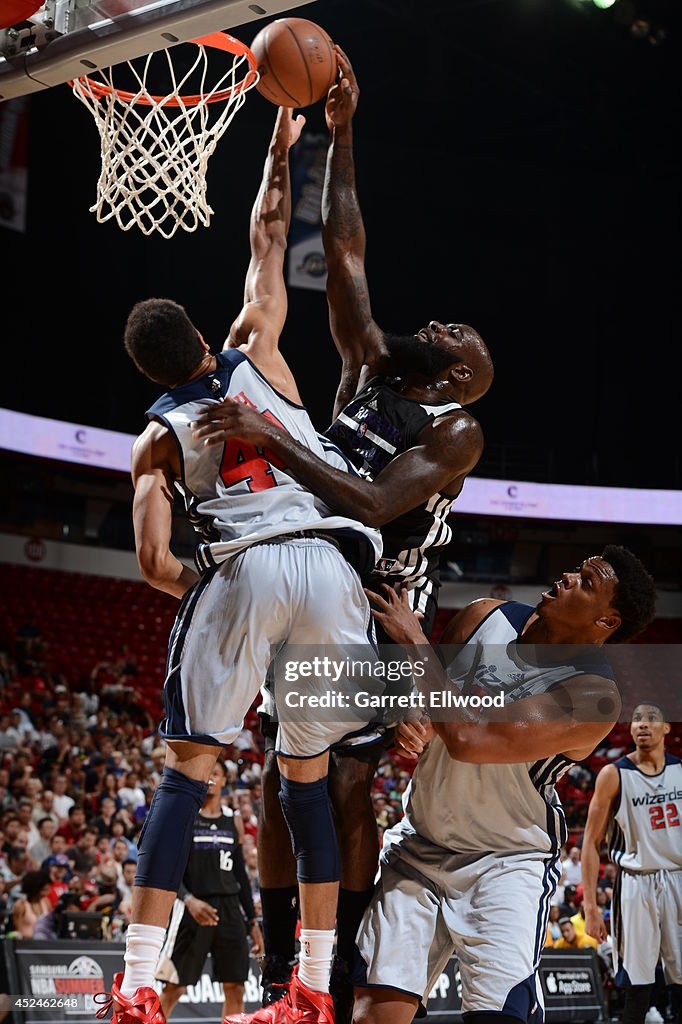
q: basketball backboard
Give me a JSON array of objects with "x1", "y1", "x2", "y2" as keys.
[{"x1": 0, "y1": 0, "x2": 318, "y2": 101}]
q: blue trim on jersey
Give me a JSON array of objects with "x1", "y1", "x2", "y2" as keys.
[
  {"x1": 499, "y1": 601, "x2": 536, "y2": 632},
  {"x1": 146, "y1": 349, "x2": 247, "y2": 417},
  {"x1": 616, "y1": 755, "x2": 638, "y2": 770},
  {"x1": 317, "y1": 436, "x2": 362, "y2": 476},
  {"x1": 666, "y1": 753, "x2": 682, "y2": 765}
]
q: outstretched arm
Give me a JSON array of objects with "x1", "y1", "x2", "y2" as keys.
[
  {"x1": 191, "y1": 401, "x2": 483, "y2": 526},
  {"x1": 323, "y1": 46, "x2": 389, "y2": 417},
  {"x1": 226, "y1": 108, "x2": 305, "y2": 367}
]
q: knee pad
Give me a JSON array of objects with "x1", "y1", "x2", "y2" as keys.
[
  {"x1": 279, "y1": 775, "x2": 340, "y2": 884},
  {"x1": 135, "y1": 766, "x2": 208, "y2": 892}
]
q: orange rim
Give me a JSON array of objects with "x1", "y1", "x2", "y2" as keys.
[{"x1": 68, "y1": 32, "x2": 258, "y2": 107}]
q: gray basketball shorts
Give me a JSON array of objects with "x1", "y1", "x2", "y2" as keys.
[
  {"x1": 160, "y1": 536, "x2": 382, "y2": 758},
  {"x1": 355, "y1": 829, "x2": 560, "y2": 1019},
  {"x1": 613, "y1": 869, "x2": 682, "y2": 985}
]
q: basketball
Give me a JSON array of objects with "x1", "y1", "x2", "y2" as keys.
[{"x1": 250, "y1": 17, "x2": 337, "y2": 108}]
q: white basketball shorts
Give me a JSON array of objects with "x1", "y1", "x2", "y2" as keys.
[
  {"x1": 356, "y1": 828, "x2": 560, "y2": 1021},
  {"x1": 160, "y1": 536, "x2": 381, "y2": 758},
  {"x1": 613, "y1": 869, "x2": 682, "y2": 985}
]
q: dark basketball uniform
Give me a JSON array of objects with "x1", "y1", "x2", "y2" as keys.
[
  {"x1": 259, "y1": 376, "x2": 463, "y2": 750},
  {"x1": 156, "y1": 807, "x2": 257, "y2": 986}
]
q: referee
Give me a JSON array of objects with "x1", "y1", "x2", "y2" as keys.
[{"x1": 156, "y1": 759, "x2": 263, "y2": 1018}]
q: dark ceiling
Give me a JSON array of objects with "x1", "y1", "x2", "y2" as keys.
[{"x1": 2, "y1": 0, "x2": 680, "y2": 488}]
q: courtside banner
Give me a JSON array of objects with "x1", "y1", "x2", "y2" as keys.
[
  {"x1": 3, "y1": 944, "x2": 605, "y2": 1024},
  {"x1": 287, "y1": 131, "x2": 328, "y2": 292},
  {"x1": 4, "y1": 942, "x2": 263, "y2": 1023}
]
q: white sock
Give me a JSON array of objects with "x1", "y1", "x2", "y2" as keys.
[
  {"x1": 120, "y1": 923, "x2": 167, "y2": 997},
  {"x1": 298, "y1": 928, "x2": 335, "y2": 993}
]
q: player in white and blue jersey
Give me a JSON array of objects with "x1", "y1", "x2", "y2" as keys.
[
  {"x1": 97, "y1": 107, "x2": 384, "y2": 1024},
  {"x1": 353, "y1": 546, "x2": 655, "y2": 1024},
  {"x1": 582, "y1": 703, "x2": 682, "y2": 1024}
]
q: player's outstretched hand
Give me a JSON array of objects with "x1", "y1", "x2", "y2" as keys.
[
  {"x1": 276, "y1": 105, "x2": 306, "y2": 148},
  {"x1": 192, "y1": 398, "x2": 280, "y2": 448},
  {"x1": 364, "y1": 584, "x2": 426, "y2": 647},
  {"x1": 325, "y1": 45, "x2": 359, "y2": 133},
  {"x1": 395, "y1": 718, "x2": 435, "y2": 760}
]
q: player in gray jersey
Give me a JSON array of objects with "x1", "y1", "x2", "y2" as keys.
[
  {"x1": 97, "y1": 107, "x2": 384, "y2": 1024},
  {"x1": 582, "y1": 703, "x2": 682, "y2": 1024},
  {"x1": 349, "y1": 546, "x2": 655, "y2": 1024}
]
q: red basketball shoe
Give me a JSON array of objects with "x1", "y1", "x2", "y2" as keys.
[
  {"x1": 94, "y1": 972, "x2": 166, "y2": 1024},
  {"x1": 223, "y1": 967, "x2": 334, "y2": 1024}
]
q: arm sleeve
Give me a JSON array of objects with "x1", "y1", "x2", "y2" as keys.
[{"x1": 231, "y1": 842, "x2": 257, "y2": 922}]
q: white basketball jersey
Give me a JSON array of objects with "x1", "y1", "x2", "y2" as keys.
[
  {"x1": 395, "y1": 601, "x2": 616, "y2": 856},
  {"x1": 146, "y1": 350, "x2": 382, "y2": 574},
  {"x1": 608, "y1": 754, "x2": 682, "y2": 873}
]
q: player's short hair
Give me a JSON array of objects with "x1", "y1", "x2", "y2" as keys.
[
  {"x1": 124, "y1": 297, "x2": 205, "y2": 387},
  {"x1": 632, "y1": 701, "x2": 669, "y2": 723},
  {"x1": 601, "y1": 545, "x2": 656, "y2": 643}
]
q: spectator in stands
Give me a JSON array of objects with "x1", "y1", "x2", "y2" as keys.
[
  {"x1": 1, "y1": 816, "x2": 22, "y2": 857},
  {"x1": 116, "y1": 860, "x2": 136, "y2": 909},
  {"x1": 16, "y1": 800, "x2": 39, "y2": 848},
  {"x1": 559, "y1": 883, "x2": 579, "y2": 919},
  {"x1": 29, "y1": 817, "x2": 57, "y2": 866},
  {"x1": 84, "y1": 862, "x2": 123, "y2": 918},
  {"x1": 44, "y1": 853, "x2": 70, "y2": 907},
  {"x1": 0, "y1": 714, "x2": 20, "y2": 752},
  {"x1": 68, "y1": 826, "x2": 99, "y2": 876},
  {"x1": 32, "y1": 789, "x2": 59, "y2": 828},
  {"x1": 91, "y1": 796, "x2": 119, "y2": 837},
  {"x1": 57, "y1": 805, "x2": 86, "y2": 845},
  {"x1": 0, "y1": 847, "x2": 28, "y2": 901},
  {"x1": 548, "y1": 904, "x2": 562, "y2": 943},
  {"x1": 10, "y1": 869, "x2": 52, "y2": 938},
  {"x1": 111, "y1": 837, "x2": 135, "y2": 874},
  {"x1": 562, "y1": 845, "x2": 582, "y2": 886},
  {"x1": 41, "y1": 833, "x2": 69, "y2": 869},
  {"x1": 109, "y1": 814, "x2": 137, "y2": 855},
  {"x1": 51, "y1": 773, "x2": 74, "y2": 821},
  {"x1": 555, "y1": 917, "x2": 599, "y2": 950},
  {"x1": 9, "y1": 708, "x2": 37, "y2": 746},
  {"x1": 598, "y1": 862, "x2": 617, "y2": 898},
  {"x1": 117, "y1": 771, "x2": 146, "y2": 816}
]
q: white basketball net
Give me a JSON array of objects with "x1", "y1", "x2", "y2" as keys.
[{"x1": 71, "y1": 38, "x2": 258, "y2": 238}]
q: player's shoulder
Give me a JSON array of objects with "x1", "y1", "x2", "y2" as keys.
[
  {"x1": 439, "y1": 598, "x2": 505, "y2": 644},
  {"x1": 426, "y1": 408, "x2": 484, "y2": 459}
]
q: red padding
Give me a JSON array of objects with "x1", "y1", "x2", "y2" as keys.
[{"x1": 0, "y1": 0, "x2": 43, "y2": 30}]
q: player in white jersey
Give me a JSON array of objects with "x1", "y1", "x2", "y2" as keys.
[
  {"x1": 349, "y1": 546, "x2": 655, "y2": 1024},
  {"x1": 582, "y1": 703, "x2": 682, "y2": 1024},
  {"x1": 97, "y1": 108, "x2": 383, "y2": 1024},
  {"x1": 191, "y1": 47, "x2": 494, "y2": 1022}
]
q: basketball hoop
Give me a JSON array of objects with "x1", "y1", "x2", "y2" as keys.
[{"x1": 70, "y1": 33, "x2": 259, "y2": 238}]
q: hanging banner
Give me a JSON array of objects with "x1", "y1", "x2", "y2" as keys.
[
  {"x1": 287, "y1": 131, "x2": 328, "y2": 292},
  {"x1": 0, "y1": 96, "x2": 28, "y2": 232}
]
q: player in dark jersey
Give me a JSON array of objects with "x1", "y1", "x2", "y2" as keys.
[
  {"x1": 192, "y1": 45, "x2": 494, "y2": 1024},
  {"x1": 156, "y1": 760, "x2": 263, "y2": 1020}
]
